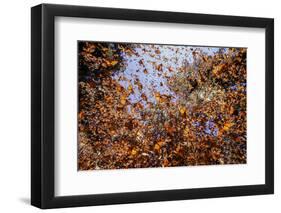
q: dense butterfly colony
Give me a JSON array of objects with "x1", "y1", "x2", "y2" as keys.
[{"x1": 78, "y1": 41, "x2": 247, "y2": 170}]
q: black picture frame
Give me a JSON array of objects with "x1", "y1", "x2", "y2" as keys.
[{"x1": 31, "y1": 3, "x2": 274, "y2": 209}]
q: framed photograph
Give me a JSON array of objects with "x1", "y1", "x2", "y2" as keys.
[{"x1": 31, "y1": 4, "x2": 274, "y2": 209}]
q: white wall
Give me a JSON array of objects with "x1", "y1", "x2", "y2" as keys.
[{"x1": 0, "y1": 0, "x2": 279, "y2": 212}]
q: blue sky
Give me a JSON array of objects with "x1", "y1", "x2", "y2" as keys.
[{"x1": 113, "y1": 44, "x2": 222, "y2": 105}]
